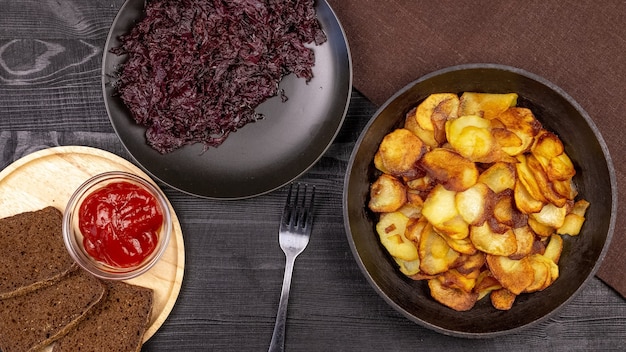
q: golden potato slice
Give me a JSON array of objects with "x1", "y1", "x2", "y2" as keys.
[
  {"x1": 516, "y1": 154, "x2": 548, "y2": 204},
  {"x1": 454, "y1": 251, "x2": 486, "y2": 274},
  {"x1": 458, "y1": 92, "x2": 518, "y2": 120},
  {"x1": 440, "y1": 269, "x2": 478, "y2": 293},
  {"x1": 514, "y1": 179, "x2": 544, "y2": 214},
  {"x1": 445, "y1": 115, "x2": 491, "y2": 145},
  {"x1": 486, "y1": 254, "x2": 534, "y2": 295},
  {"x1": 474, "y1": 271, "x2": 502, "y2": 300},
  {"x1": 433, "y1": 215, "x2": 470, "y2": 240},
  {"x1": 406, "y1": 175, "x2": 434, "y2": 192},
  {"x1": 420, "y1": 148, "x2": 478, "y2": 191},
  {"x1": 455, "y1": 182, "x2": 493, "y2": 225},
  {"x1": 446, "y1": 115, "x2": 501, "y2": 163},
  {"x1": 437, "y1": 230, "x2": 476, "y2": 255},
  {"x1": 525, "y1": 254, "x2": 553, "y2": 293},
  {"x1": 530, "y1": 203, "x2": 567, "y2": 228},
  {"x1": 373, "y1": 151, "x2": 389, "y2": 173},
  {"x1": 428, "y1": 277, "x2": 478, "y2": 311},
  {"x1": 492, "y1": 127, "x2": 523, "y2": 149},
  {"x1": 369, "y1": 174, "x2": 407, "y2": 213},
  {"x1": 543, "y1": 234, "x2": 563, "y2": 264},
  {"x1": 547, "y1": 153, "x2": 576, "y2": 181},
  {"x1": 377, "y1": 128, "x2": 425, "y2": 178},
  {"x1": 376, "y1": 212, "x2": 419, "y2": 261},
  {"x1": 490, "y1": 288, "x2": 517, "y2": 310},
  {"x1": 552, "y1": 178, "x2": 577, "y2": 200},
  {"x1": 509, "y1": 226, "x2": 534, "y2": 258},
  {"x1": 394, "y1": 257, "x2": 421, "y2": 276},
  {"x1": 422, "y1": 184, "x2": 459, "y2": 226},
  {"x1": 528, "y1": 217, "x2": 555, "y2": 237},
  {"x1": 469, "y1": 223, "x2": 517, "y2": 256},
  {"x1": 526, "y1": 154, "x2": 567, "y2": 207},
  {"x1": 532, "y1": 130, "x2": 564, "y2": 159},
  {"x1": 405, "y1": 216, "x2": 428, "y2": 244},
  {"x1": 557, "y1": 213, "x2": 585, "y2": 236},
  {"x1": 415, "y1": 93, "x2": 460, "y2": 131},
  {"x1": 404, "y1": 107, "x2": 439, "y2": 148},
  {"x1": 571, "y1": 199, "x2": 590, "y2": 217},
  {"x1": 419, "y1": 223, "x2": 460, "y2": 275},
  {"x1": 493, "y1": 192, "x2": 516, "y2": 227},
  {"x1": 495, "y1": 107, "x2": 541, "y2": 156},
  {"x1": 478, "y1": 162, "x2": 516, "y2": 194}
]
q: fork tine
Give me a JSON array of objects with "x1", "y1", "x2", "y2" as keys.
[
  {"x1": 280, "y1": 183, "x2": 315, "y2": 230},
  {"x1": 302, "y1": 184, "x2": 315, "y2": 230}
]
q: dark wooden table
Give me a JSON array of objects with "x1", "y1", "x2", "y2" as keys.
[{"x1": 1, "y1": 1, "x2": 625, "y2": 351}]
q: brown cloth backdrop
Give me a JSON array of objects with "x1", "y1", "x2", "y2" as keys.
[{"x1": 325, "y1": 0, "x2": 626, "y2": 298}]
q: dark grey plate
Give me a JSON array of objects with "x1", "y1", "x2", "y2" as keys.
[
  {"x1": 102, "y1": 0, "x2": 351, "y2": 199},
  {"x1": 343, "y1": 64, "x2": 617, "y2": 338}
]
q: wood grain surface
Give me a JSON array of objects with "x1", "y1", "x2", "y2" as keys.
[{"x1": 0, "y1": 1, "x2": 625, "y2": 351}]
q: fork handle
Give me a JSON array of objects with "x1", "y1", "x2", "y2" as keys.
[{"x1": 268, "y1": 254, "x2": 297, "y2": 352}]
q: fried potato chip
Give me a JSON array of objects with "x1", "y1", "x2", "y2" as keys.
[
  {"x1": 557, "y1": 213, "x2": 585, "y2": 236},
  {"x1": 514, "y1": 179, "x2": 544, "y2": 214},
  {"x1": 528, "y1": 217, "x2": 555, "y2": 237},
  {"x1": 526, "y1": 154, "x2": 567, "y2": 207},
  {"x1": 369, "y1": 174, "x2": 407, "y2": 213},
  {"x1": 440, "y1": 269, "x2": 479, "y2": 293},
  {"x1": 394, "y1": 257, "x2": 421, "y2": 276},
  {"x1": 455, "y1": 182, "x2": 493, "y2": 225},
  {"x1": 475, "y1": 273, "x2": 502, "y2": 300},
  {"x1": 557, "y1": 199, "x2": 588, "y2": 236},
  {"x1": 547, "y1": 153, "x2": 576, "y2": 181},
  {"x1": 376, "y1": 212, "x2": 419, "y2": 261},
  {"x1": 486, "y1": 254, "x2": 534, "y2": 295},
  {"x1": 532, "y1": 130, "x2": 564, "y2": 159},
  {"x1": 469, "y1": 222, "x2": 517, "y2": 256},
  {"x1": 415, "y1": 93, "x2": 460, "y2": 132},
  {"x1": 404, "y1": 107, "x2": 439, "y2": 148},
  {"x1": 421, "y1": 148, "x2": 478, "y2": 191},
  {"x1": 495, "y1": 107, "x2": 541, "y2": 156},
  {"x1": 516, "y1": 154, "x2": 548, "y2": 204},
  {"x1": 377, "y1": 128, "x2": 425, "y2": 178},
  {"x1": 492, "y1": 127, "x2": 523, "y2": 149},
  {"x1": 454, "y1": 251, "x2": 486, "y2": 274},
  {"x1": 437, "y1": 230, "x2": 476, "y2": 255},
  {"x1": 428, "y1": 277, "x2": 478, "y2": 311},
  {"x1": 525, "y1": 254, "x2": 553, "y2": 292},
  {"x1": 478, "y1": 162, "x2": 516, "y2": 194},
  {"x1": 458, "y1": 92, "x2": 518, "y2": 120},
  {"x1": 571, "y1": 199, "x2": 590, "y2": 217},
  {"x1": 490, "y1": 288, "x2": 517, "y2": 310},
  {"x1": 530, "y1": 203, "x2": 567, "y2": 228},
  {"x1": 405, "y1": 216, "x2": 428, "y2": 244},
  {"x1": 446, "y1": 115, "x2": 502, "y2": 162},
  {"x1": 433, "y1": 215, "x2": 470, "y2": 240},
  {"x1": 510, "y1": 226, "x2": 535, "y2": 259},
  {"x1": 406, "y1": 175, "x2": 434, "y2": 192},
  {"x1": 422, "y1": 184, "x2": 459, "y2": 225},
  {"x1": 419, "y1": 223, "x2": 460, "y2": 275},
  {"x1": 542, "y1": 234, "x2": 563, "y2": 264}
]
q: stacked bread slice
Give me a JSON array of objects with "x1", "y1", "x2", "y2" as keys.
[{"x1": 0, "y1": 207, "x2": 154, "y2": 352}]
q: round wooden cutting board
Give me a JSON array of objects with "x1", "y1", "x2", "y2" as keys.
[{"x1": 0, "y1": 146, "x2": 185, "y2": 346}]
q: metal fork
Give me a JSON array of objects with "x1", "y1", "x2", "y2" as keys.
[{"x1": 268, "y1": 183, "x2": 315, "y2": 352}]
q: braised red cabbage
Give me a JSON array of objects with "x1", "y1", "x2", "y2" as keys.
[{"x1": 112, "y1": 0, "x2": 327, "y2": 154}]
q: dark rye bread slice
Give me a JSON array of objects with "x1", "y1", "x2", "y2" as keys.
[
  {"x1": 0, "y1": 206, "x2": 77, "y2": 299},
  {"x1": 0, "y1": 269, "x2": 106, "y2": 352},
  {"x1": 53, "y1": 280, "x2": 154, "y2": 352}
]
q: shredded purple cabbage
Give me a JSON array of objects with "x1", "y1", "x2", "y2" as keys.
[{"x1": 112, "y1": 0, "x2": 327, "y2": 154}]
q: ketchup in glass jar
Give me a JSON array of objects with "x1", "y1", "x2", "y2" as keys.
[{"x1": 78, "y1": 181, "x2": 164, "y2": 268}]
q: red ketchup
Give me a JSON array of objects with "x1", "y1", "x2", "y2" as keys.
[{"x1": 78, "y1": 181, "x2": 163, "y2": 268}]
